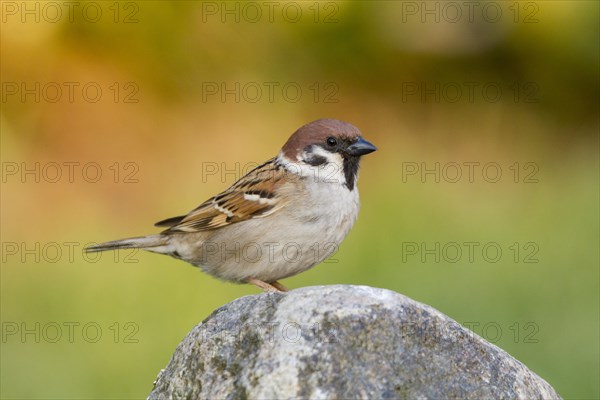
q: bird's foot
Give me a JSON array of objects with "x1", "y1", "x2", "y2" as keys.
[
  {"x1": 270, "y1": 281, "x2": 289, "y2": 292},
  {"x1": 246, "y1": 278, "x2": 288, "y2": 292}
]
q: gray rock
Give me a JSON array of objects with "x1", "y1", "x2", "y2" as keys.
[{"x1": 148, "y1": 285, "x2": 560, "y2": 399}]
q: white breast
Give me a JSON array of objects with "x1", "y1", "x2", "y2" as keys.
[{"x1": 179, "y1": 155, "x2": 361, "y2": 283}]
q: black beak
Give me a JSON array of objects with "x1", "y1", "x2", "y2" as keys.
[{"x1": 345, "y1": 137, "x2": 377, "y2": 156}]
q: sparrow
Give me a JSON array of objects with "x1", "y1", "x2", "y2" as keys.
[{"x1": 86, "y1": 119, "x2": 376, "y2": 292}]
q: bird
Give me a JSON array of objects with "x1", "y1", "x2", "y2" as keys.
[{"x1": 86, "y1": 119, "x2": 376, "y2": 292}]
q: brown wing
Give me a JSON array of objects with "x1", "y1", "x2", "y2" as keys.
[
  {"x1": 160, "y1": 158, "x2": 291, "y2": 233},
  {"x1": 154, "y1": 215, "x2": 186, "y2": 228}
]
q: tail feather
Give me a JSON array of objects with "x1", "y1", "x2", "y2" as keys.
[{"x1": 86, "y1": 235, "x2": 168, "y2": 253}]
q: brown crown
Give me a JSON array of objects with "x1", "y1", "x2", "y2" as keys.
[{"x1": 281, "y1": 119, "x2": 362, "y2": 159}]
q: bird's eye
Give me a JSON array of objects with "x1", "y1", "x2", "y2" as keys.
[{"x1": 326, "y1": 137, "x2": 337, "y2": 147}]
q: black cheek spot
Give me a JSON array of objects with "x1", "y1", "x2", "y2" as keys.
[
  {"x1": 305, "y1": 154, "x2": 327, "y2": 167},
  {"x1": 303, "y1": 144, "x2": 329, "y2": 166}
]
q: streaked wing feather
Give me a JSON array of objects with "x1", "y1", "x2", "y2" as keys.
[
  {"x1": 164, "y1": 158, "x2": 288, "y2": 233},
  {"x1": 154, "y1": 215, "x2": 186, "y2": 227}
]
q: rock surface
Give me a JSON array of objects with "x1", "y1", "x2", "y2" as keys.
[{"x1": 148, "y1": 285, "x2": 560, "y2": 399}]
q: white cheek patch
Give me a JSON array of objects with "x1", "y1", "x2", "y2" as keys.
[
  {"x1": 277, "y1": 150, "x2": 346, "y2": 185},
  {"x1": 308, "y1": 146, "x2": 343, "y2": 165},
  {"x1": 307, "y1": 147, "x2": 346, "y2": 184}
]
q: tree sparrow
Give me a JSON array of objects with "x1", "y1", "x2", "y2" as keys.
[{"x1": 86, "y1": 119, "x2": 376, "y2": 292}]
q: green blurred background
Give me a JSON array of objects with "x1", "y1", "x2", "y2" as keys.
[{"x1": 1, "y1": 1, "x2": 598, "y2": 399}]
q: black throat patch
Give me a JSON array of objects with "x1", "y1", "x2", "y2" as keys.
[{"x1": 343, "y1": 156, "x2": 360, "y2": 191}]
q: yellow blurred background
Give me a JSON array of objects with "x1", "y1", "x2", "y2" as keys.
[{"x1": 1, "y1": 1, "x2": 598, "y2": 398}]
